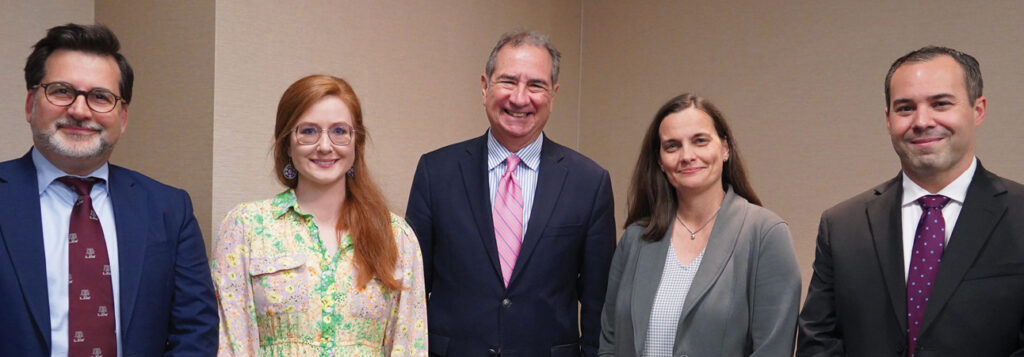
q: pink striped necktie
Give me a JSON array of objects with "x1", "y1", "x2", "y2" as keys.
[{"x1": 493, "y1": 155, "x2": 524, "y2": 287}]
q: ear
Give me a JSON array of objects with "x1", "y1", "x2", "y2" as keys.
[
  {"x1": 884, "y1": 105, "x2": 893, "y2": 131},
  {"x1": 721, "y1": 138, "x2": 730, "y2": 162},
  {"x1": 549, "y1": 82, "x2": 559, "y2": 110},
  {"x1": 119, "y1": 105, "x2": 129, "y2": 133},
  {"x1": 972, "y1": 95, "x2": 987, "y2": 126},
  {"x1": 480, "y1": 73, "x2": 488, "y2": 105},
  {"x1": 25, "y1": 90, "x2": 35, "y2": 123}
]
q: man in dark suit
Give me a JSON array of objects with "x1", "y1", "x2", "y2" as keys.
[
  {"x1": 0, "y1": 24, "x2": 217, "y2": 356},
  {"x1": 797, "y1": 46, "x2": 1024, "y2": 356},
  {"x1": 406, "y1": 30, "x2": 616, "y2": 356}
]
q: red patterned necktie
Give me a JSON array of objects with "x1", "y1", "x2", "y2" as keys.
[
  {"x1": 58, "y1": 177, "x2": 117, "y2": 357},
  {"x1": 493, "y1": 155, "x2": 524, "y2": 287},
  {"x1": 906, "y1": 194, "x2": 950, "y2": 356}
]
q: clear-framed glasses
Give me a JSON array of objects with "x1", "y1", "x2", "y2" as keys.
[
  {"x1": 294, "y1": 123, "x2": 356, "y2": 146},
  {"x1": 32, "y1": 81, "x2": 126, "y2": 113}
]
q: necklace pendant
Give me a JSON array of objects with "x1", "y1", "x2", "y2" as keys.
[{"x1": 690, "y1": 233, "x2": 696, "y2": 240}]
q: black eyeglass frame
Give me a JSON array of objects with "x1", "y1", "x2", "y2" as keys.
[{"x1": 32, "y1": 81, "x2": 127, "y2": 113}]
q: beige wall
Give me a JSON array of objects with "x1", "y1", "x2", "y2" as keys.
[
  {"x1": 96, "y1": 0, "x2": 216, "y2": 239},
  {"x1": 581, "y1": 1, "x2": 1024, "y2": 297},
  {"x1": 1, "y1": 1, "x2": 93, "y2": 159},
  {"x1": 211, "y1": 1, "x2": 583, "y2": 233}
]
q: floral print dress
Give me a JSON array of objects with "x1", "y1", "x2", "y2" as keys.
[{"x1": 212, "y1": 190, "x2": 427, "y2": 356}]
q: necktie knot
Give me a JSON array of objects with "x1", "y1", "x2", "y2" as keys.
[
  {"x1": 504, "y1": 155, "x2": 522, "y2": 176},
  {"x1": 917, "y1": 194, "x2": 951, "y2": 210},
  {"x1": 57, "y1": 176, "x2": 101, "y2": 197}
]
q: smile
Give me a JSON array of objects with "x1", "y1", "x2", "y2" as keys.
[
  {"x1": 311, "y1": 159, "x2": 338, "y2": 168},
  {"x1": 504, "y1": 109, "x2": 531, "y2": 118}
]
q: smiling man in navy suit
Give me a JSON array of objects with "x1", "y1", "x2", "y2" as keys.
[
  {"x1": 406, "y1": 30, "x2": 616, "y2": 356},
  {"x1": 0, "y1": 23, "x2": 217, "y2": 356}
]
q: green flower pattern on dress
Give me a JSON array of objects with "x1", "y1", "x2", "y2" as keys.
[{"x1": 212, "y1": 190, "x2": 428, "y2": 356}]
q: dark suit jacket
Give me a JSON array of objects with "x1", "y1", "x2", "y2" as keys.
[
  {"x1": 406, "y1": 133, "x2": 616, "y2": 357},
  {"x1": 797, "y1": 163, "x2": 1024, "y2": 357},
  {"x1": 0, "y1": 152, "x2": 218, "y2": 356}
]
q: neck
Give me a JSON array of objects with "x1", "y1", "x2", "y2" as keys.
[
  {"x1": 40, "y1": 150, "x2": 109, "y2": 176},
  {"x1": 294, "y1": 179, "x2": 347, "y2": 223},
  {"x1": 903, "y1": 157, "x2": 973, "y2": 194},
  {"x1": 495, "y1": 133, "x2": 539, "y2": 153},
  {"x1": 675, "y1": 184, "x2": 726, "y2": 222}
]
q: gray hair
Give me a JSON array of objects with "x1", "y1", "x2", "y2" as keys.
[{"x1": 484, "y1": 30, "x2": 561, "y2": 85}]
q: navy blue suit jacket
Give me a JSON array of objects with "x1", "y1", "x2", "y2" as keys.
[
  {"x1": 406, "y1": 134, "x2": 616, "y2": 357},
  {"x1": 0, "y1": 152, "x2": 218, "y2": 356}
]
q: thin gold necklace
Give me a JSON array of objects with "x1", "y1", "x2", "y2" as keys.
[{"x1": 675, "y1": 208, "x2": 720, "y2": 240}]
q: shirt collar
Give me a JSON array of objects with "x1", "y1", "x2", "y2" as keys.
[
  {"x1": 486, "y1": 129, "x2": 543, "y2": 171},
  {"x1": 901, "y1": 157, "x2": 976, "y2": 206},
  {"x1": 32, "y1": 147, "x2": 110, "y2": 195},
  {"x1": 270, "y1": 189, "x2": 303, "y2": 218}
]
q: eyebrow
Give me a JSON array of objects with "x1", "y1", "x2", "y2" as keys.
[{"x1": 892, "y1": 93, "x2": 956, "y2": 106}]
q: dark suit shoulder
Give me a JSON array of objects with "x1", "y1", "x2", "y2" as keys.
[
  {"x1": 822, "y1": 176, "x2": 900, "y2": 219},
  {"x1": 108, "y1": 164, "x2": 192, "y2": 205},
  {"x1": 541, "y1": 137, "x2": 609, "y2": 176}
]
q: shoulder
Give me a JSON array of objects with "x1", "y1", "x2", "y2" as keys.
[
  {"x1": 543, "y1": 138, "x2": 608, "y2": 176},
  {"x1": 223, "y1": 196, "x2": 278, "y2": 222},
  {"x1": 109, "y1": 164, "x2": 187, "y2": 197},
  {"x1": 389, "y1": 212, "x2": 421, "y2": 252},
  {"x1": 618, "y1": 223, "x2": 650, "y2": 251},
  {"x1": 821, "y1": 178, "x2": 897, "y2": 219},
  {"x1": 418, "y1": 135, "x2": 484, "y2": 163}
]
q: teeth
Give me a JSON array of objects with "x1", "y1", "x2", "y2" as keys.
[{"x1": 510, "y1": 112, "x2": 527, "y2": 117}]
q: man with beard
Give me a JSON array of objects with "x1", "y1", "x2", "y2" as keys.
[
  {"x1": 0, "y1": 23, "x2": 217, "y2": 356},
  {"x1": 797, "y1": 46, "x2": 1024, "y2": 356}
]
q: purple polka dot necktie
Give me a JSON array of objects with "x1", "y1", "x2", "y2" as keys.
[
  {"x1": 58, "y1": 177, "x2": 117, "y2": 357},
  {"x1": 906, "y1": 194, "x2": 950, "y2": 356}
]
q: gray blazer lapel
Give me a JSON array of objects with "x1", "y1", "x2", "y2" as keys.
[
  {"x1": 866, "y1": 176, "x2": 908, "y2": 333},
  {"x1": 921, "y1": 166, "x2": 1005, "y2": 335},
  {"x1": 677, "y1": 188, "x2": 744, "y2": 325},
  {"x1": 631, "y1": 230, "x2": 671, "y2": 356}
]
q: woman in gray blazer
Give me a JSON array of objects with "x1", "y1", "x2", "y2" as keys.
[{"x1": 600, "y1": 93, "x2": 801, "y2": 356}]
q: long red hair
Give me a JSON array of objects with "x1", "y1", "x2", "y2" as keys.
[{"x1": 272, "y1": 74, "x2": 400, "y2": 290}]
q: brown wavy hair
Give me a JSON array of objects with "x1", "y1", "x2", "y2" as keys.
[
  {"x1": 626, "y1": 93, "x2": 761, "y2": 242},
  {"x1": 272, "y1": 74, "x2": 400, "y2": 290}
]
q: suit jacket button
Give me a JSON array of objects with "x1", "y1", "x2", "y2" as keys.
[
  {"x1": 488, "y1": 348, "x2": 499, "y2": 355},
  {"x1": 502, "y1": 298, "x2": 512, "y2": 308}
]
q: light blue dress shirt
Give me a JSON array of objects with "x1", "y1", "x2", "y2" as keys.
[
  {"x1": 487, "y1": 130, "x2": 542, "y2": 235},
  {"x1": 33, "y1": 148, "x2": 122, "y2": 357}
]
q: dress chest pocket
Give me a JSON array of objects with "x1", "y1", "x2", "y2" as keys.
[{"x1": 248, "y1": 253, "x2": 312, "y2": 314}]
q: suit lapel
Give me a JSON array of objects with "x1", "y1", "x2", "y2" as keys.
[
  {"x1": 677, "y1": 188, "x2": 744, "y2": 324},
  {"x1": 631, "y1": 229, "x2": 671, "y2": 356},
  {"x1": 866, "y1": 176, "x2": 908, "y2": 333},
  {"x1": 920, "y1": 166, "x2": 1005, "y2": 335},
  {"x1": 0, "y1": 152, "x2": 51, "y2": 346},
  {"x1": 108, "y1": 166, "x2": 149, "y2": 333},
  {"x1": 458, "y1": 136, "x2": 504, "y2": 282},
  {"x1": 509, "y1": 139, "x2": 567, "y2": 286}
]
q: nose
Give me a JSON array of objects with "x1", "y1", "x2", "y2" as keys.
[
  {"x1": 315, "y1": 130, "x2": 333, "y2": 152},
  {"x1": 65, "y1": 94, "x2": 92, "y2": 120},
  {"x1": 910, "y1": 108, "x2": 936, "y2": 130},
  {"x1": 679, "y1": 144, "x2": 697, "y2": 163},
  {"x1": 509, "y1": 85, "x2": 529, "y2": 106}
]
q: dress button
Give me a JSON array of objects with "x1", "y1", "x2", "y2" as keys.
[{"x1": 502, "y1": 298, "x2": 512, "y2": 308}]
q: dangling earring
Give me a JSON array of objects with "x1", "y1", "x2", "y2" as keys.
[
  {"x1": 283, "y1": 162, "x2": 297, "y2": 180},
  {"x1": 347, "y1": 166, "x2": 355, "y2": 177}
]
